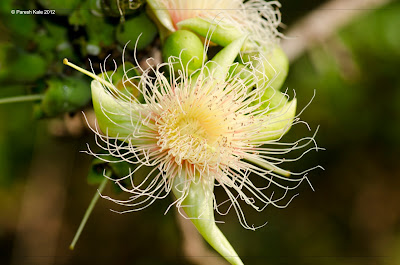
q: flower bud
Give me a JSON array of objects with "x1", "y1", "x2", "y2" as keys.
[
  {"x1": 162, "y1": 30, "x2": 206, "y2": 74},
  {"x1": 40, "y1": 77, "x2": 91, "y2": 117}
]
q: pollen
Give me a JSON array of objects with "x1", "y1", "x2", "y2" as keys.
[{"x1": 155, "y1": 85, "x2": 243, "y2": 170}]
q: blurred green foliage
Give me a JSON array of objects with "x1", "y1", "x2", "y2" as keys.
[{"x1": 0, "y1": 0, "x2": 157, "y2": 119}]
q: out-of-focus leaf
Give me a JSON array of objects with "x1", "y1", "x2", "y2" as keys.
[
  {"x1": 116, "y1": 12, "x2": 157, "y2": 50},
  {"x1": 100, "y1": 0, "x2": 144, "y2": 17},
  {"x1": 0, "y1": 51, "x2": 47, "y2": 83},
  {"x1": 38, "y1": 0, "x2": 80, "y2": 16}
]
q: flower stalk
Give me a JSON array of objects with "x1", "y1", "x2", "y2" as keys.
[{"x1": 70, "y1": 174, "x2": 109, "y2": 250}]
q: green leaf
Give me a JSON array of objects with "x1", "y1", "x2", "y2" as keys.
[{"x1": 116, "y1": 12, "x2": 158, "y2": 50}]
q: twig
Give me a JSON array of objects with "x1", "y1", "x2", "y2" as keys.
[{"x1": 281, "y1": 0, "x2": 392, "y2": 62}]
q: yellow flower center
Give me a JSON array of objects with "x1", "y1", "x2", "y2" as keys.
[{"x1": 156, "y1": 92, "x2": 230, "y2": 168}]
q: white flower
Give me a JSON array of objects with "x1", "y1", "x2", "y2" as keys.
[
  {"x1": 64, "y1": 36, "x2": 322, "y2": 265},
  {"x1": 148, "y1": 0, "x2": 283, "y2": 52},
  {"x1": 64, "y1": 37, "x2": 320, "y2": 230}
]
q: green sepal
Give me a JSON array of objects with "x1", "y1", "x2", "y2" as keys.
[
  {"x1": 243, "y1": 46, "x2": 289, "y2": 92},
  {"x1": 204, "y1": 36, "x2": 247, "y2": 82},
  {"x1": 177, "y1": 18, "x2": 247, "y2": 49},
  {"x1": 91, "y1": 80, "x2": 144, "y2": 140},
  {"x1": 172, "y1": 173, "x2": 244, "y2": 265},
  {"x1": 258, "y1": 98, "x2": 297, "y2": 142},
  {"x1": 230, "y1": 46, "x2": 289, "y2": 111},
  {"x1": 98, "y1": 62, "x2": 142, "y2": 101}
]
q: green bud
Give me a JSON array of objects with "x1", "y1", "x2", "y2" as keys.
[
  {"x1": 40, "y1": 77, "x2": 91, "y2": 117},
  {"x1": 162, "y1": 30, "x2": 206, "y2": 74},
  {"x1": 0, "y1": 52, "x2": 47, "y2": 83},
  {"x1": 116, "y1": 12, "x2": 158, "y2": 50}
]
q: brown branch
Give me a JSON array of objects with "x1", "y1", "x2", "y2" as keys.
[{"x1": 281, "y1": 0, "x2": 392, "y2": 62}]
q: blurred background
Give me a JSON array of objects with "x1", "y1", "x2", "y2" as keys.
[{"x1": 1, "y1": 0, "x2": 400, "y2": 264}]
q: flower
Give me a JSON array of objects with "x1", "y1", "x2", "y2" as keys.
[
  {"x1": 149, "y1": 0, "x2": 289, "y2": 97},
  {"x1": 148, "y1": 0, "x2": 283, "y2": 52},
  {"x1": 64, "y1": 36, "x2": 321, "y2": 265}
]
